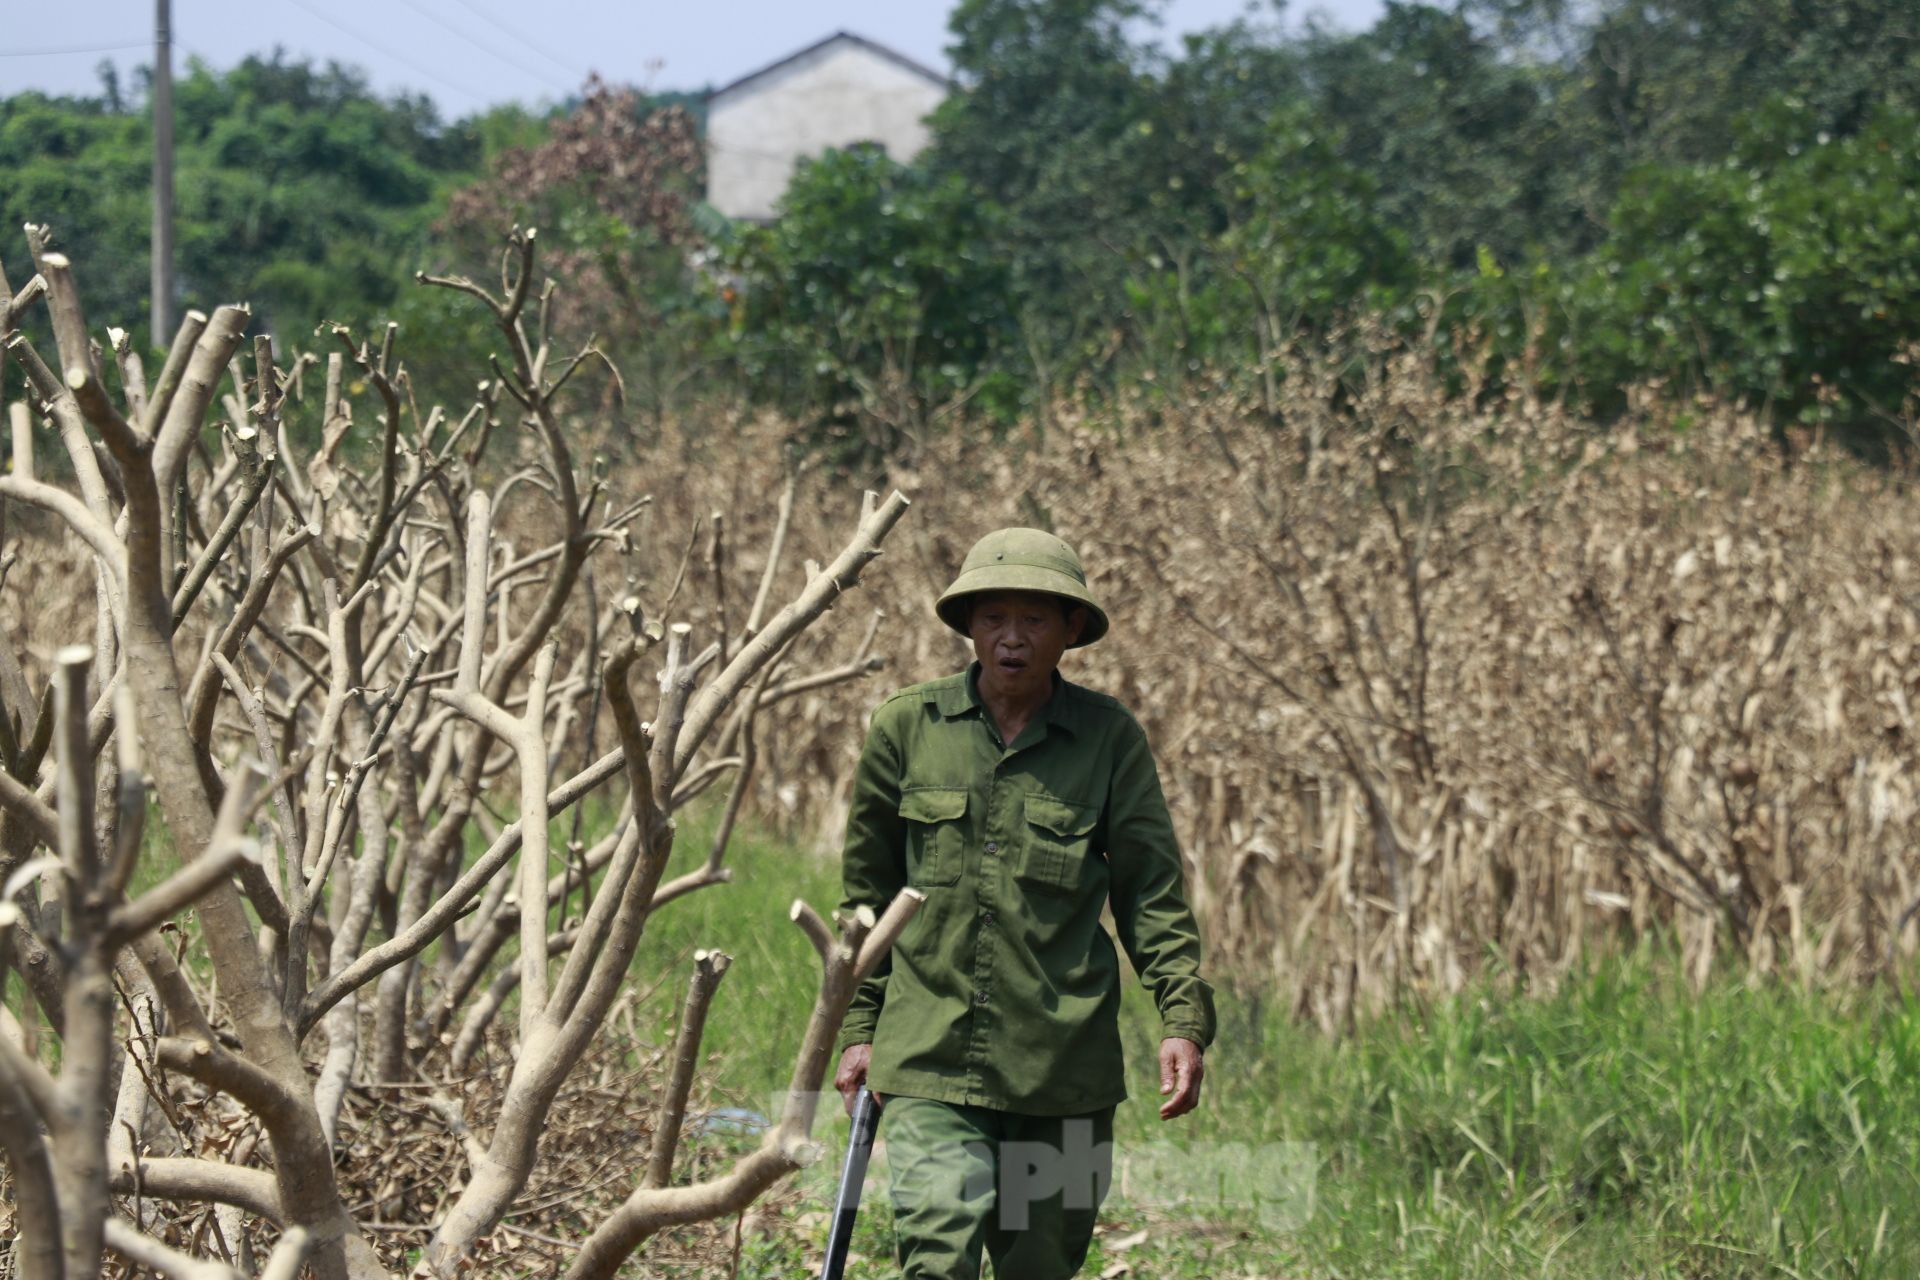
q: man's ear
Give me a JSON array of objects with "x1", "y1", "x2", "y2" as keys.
[{"x1": 1064, "y1": 605, "x2": 1088, "y2": 646}]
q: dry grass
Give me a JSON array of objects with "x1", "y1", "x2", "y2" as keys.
[
  {"x1": 49, "y1": 1015, "x2": 779, "y2": 1278},
  {"x1": 904, "y1": 375, "x2": 1920, "y2": 1022},
  {"x1": 9, "y1": 344, "x2": 1917, "y2": 1038},
  {"x1": 505, "y1": 352, "x2": 1920, "y2": 1026}
]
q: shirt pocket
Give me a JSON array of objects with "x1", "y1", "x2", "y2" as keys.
[
  {"x1": 1019, "y1": 793, "x2": 1099, "y2": 894},
  {"x1": 898, "y1": 786, "x2": 968, "y2": 887}
]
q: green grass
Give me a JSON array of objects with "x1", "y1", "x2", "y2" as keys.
[
  {"x1": 623, "y1": 809, "x2": 847, "y2": 1101},
  {"x1": 1238, "y1": 959, "x2": 1920, "y2": 1279},
  {"x1": 17, "y1": 805, "x2": 1914, "y2": 1276},
  {"x1": 637, "y1": 817, "x2": 1920, "y2": 1278}
]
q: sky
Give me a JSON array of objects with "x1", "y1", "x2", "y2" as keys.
[{"x1": 2, "y1": 0, "x2": 1387, "y2": 121}]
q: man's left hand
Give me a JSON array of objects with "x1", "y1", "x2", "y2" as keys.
[{"x1": 1157, "y1": 1037, "x2": 1204, "y2": 1120}]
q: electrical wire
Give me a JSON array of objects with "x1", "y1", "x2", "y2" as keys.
[
  {"x1": 394, "y1": 0, "x2": 579, "y2": 95},
  {"x1": 286, "y1": 0, "x2": 496, "y2": 105},
  {"x1": 0, "y1": 40, "x2": 146, "y2": 58},
  {"x1": 444, "y1": 0, "x2": 582, "y2": 80}
]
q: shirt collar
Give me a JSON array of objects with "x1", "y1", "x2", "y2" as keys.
[{"x1": 936, "y1": 662, "x2": 1080, "y2": 738}]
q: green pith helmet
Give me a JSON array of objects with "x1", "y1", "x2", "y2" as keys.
[{"x1": 935, "y1": 528, "x2": 1110, "y2": 648}]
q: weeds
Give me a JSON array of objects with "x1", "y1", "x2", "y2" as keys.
[{"x1": 643, "y1": 826, "x2": 1920, "y2": 1278}]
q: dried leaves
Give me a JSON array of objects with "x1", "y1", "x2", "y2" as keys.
[{"x1": 675, "y1": 355, "x2": 1920, "y2": 1025}]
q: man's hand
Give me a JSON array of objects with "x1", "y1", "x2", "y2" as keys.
[
  {"x1": 1158, "y1": 1037, "x2": 1204, "y2": 1120},
  {"x1": 834, "y1": 1044, "x2": 875, "y2": 1117}
]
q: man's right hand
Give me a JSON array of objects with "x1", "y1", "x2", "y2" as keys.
[{"x1": 834, "y1": 1044, "x2": 875, "y2": 1116}]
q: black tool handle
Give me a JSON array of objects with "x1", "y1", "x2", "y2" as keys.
[{"x1": 820, "y1": 1086, "x2": 881, "y2": 1279}]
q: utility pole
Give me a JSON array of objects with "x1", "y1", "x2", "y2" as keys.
[{"x1": 151, "y1": 0, "x2": 175, "y2": 344}]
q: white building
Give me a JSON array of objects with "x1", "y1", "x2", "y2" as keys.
[{"x1": 706, "y1": 32, "x2": 951, "y2": 223}]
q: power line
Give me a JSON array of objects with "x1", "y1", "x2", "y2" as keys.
[
  {"x1": 0, "y1": 40, "x2": 145, "y2": 58},
  {"x1": 445, "y1": 0, "x2": 582, "y2": 81},
  {"x1": 286, "y1": 0, "x2": 496, "y2": 105},
  {"x1": 394, "y1": 0, "x2": 578, "y2": 95}
]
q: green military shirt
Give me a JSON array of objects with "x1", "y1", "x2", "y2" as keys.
[{"x1": 837, "y1": 662, "x2": 1216, "y2": 1116}]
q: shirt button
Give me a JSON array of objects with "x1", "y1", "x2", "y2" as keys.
[
  {"x1": 974, "y1": 991, "x2": 989, "y2": 1005},
  {"x1": 985, "y1": 841, "x2": 999, "y2": 854},
  {"x1": 982, "y1": 911, "x2": 995, "y2": 925}
]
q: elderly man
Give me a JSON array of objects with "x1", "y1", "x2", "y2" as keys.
[{"x1": 833, "y1": 527, "x2": 1216, "y2": 1280}]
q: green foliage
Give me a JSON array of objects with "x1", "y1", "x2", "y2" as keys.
[
  {"x1": 1293, "y1": 3, "x2": 1562, "y2": 270},
  {"x1": 907, "y1": 0, "x2": 1920, "y2": 438},
  {"x1": 1122, "y1": 107, "x2": 1413, "y2": 393},
  {"x1": 721, "y1": 144, "x2": 1017, "y2": 459},
  {"x1": 14, "y1": 0, "x2": 1920, "y2": 447},
  {"x1": 1219, "y1": 110, "x2": 1414, "y2": 328},
  {"x1": 0, "y1": 55, "x2": 483, "y2": 349},
  {"x1": 933, "y1": 0, "x2": 1154, "y2": 262},
  {"x1": 930, "y1": 0, "x2": 1194, "y2": 388},
  {"x1": 0, "y1": 89, "x2": 150, "y2": 325},
  {"x1": 1477, "y1": 0, "x2": 1920, "y2": 164},
  {"x1": 1449, "y1": 101, "x2": 1920, "y2": 440}
]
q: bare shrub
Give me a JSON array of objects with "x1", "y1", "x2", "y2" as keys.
[
  {"x1": 0, "y1": 227, "x2": 919, "y2": 1279},
  {"x1": 708, "y1": 340, "x2": 1920, "y2": 1027}
]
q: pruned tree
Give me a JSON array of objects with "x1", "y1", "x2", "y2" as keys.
[
  {"x1": 0, "y1": 224, "x2": 917, "y2": 1278},
  {"x1": 440, "y1": 79, "x2": 709, "y2": 425}
]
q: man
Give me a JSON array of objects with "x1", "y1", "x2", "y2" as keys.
[{"x1": 834, "y1": 527, "x2": 1216, "y2": 1279}]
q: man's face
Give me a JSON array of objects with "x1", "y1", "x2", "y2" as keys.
[{"x1": 967, "y1": 590, "x2": 1085, "y2": 700}]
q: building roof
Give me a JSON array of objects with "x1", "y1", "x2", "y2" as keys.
[{"x1": 708, "y1": 31, "x2": 951, "y2": 105}]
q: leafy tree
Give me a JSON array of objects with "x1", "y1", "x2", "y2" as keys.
[
  {"x1": 1462, "y1": 0, "x2": 1920, "y2": 246},
  {"x1": 1124, "y1": 106, "x2": 1412, "y2": 406},
  {"x1": 1225, "y1": 110, "x2": 1413, "y2": 392},
  {"x1": 1293, "y1": 2, "x2": 1559, "y2": 269},
  {"x1": 437, "y1": 77, "x2": 709, "y2": 424},
  {"x1": 0, "y1": 54, "x2": 484, "y2": 349},
  {"x1": 722, "y1": 144, "x2": 1016, "y2": 461},
  {"x1": 174, "y1": 55, "x2": 480, "y2": 335},
  {"x1": 928, "y1": 0, "x2": 1168, "y2": 390},
  {"x1": 1516, "y1": 0, "x2": 1918, "y2": 158},
  {"x1": 0, "y1": 88, "x2": 152, "y2": 326},
  {"x1": 1560, "y1": 102, "x2": 1920, "y2": 438}
]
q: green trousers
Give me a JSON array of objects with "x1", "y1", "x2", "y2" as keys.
[{"x1": 882, "y1": 1096, "x2": 1115, "y2": 1280}]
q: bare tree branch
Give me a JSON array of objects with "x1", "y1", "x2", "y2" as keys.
[{"x1": 644, "y1": 950, "x2": 732, "y2": 1190}]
